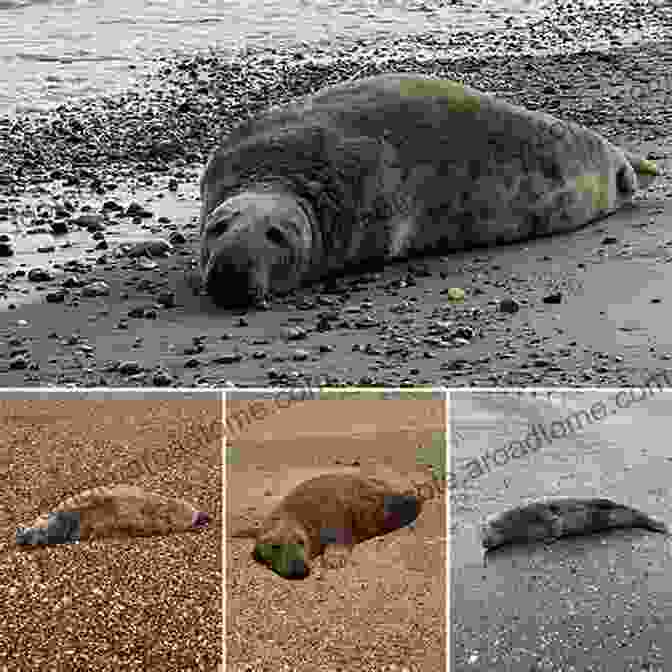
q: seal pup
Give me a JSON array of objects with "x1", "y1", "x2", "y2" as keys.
[
  {"x1": 231, "y1": 473, "x2": 441, "y2": 579},
  {"x1": 15, "y1": 485, "x2": 210, "y2": 546},
  {"x1": 199, "y1": 73, "x2": 659, "y2": 307},
  {"x1": 481, "y1": 497, "x2": 668, "y2": 553}
]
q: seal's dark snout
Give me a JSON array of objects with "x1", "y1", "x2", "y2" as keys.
[{"x1": 204, "y1": 255, "x2": 267, "y2": 309}]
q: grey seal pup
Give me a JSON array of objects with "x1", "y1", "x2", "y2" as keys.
[
  {"x1": 231, "y1": 473, "x2": 442, "y2": 579},
  {"x1": 16, "y1": 484, "x2": 210, "y2": 546},
  {"x1": 481, "y1": 497, "x2": 668, "y2": 552},
  {"x1": 199, "y1": 74, "x2": 659, "y2": 307}
]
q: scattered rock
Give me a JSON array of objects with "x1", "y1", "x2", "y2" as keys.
[{"x1": 81, "y1": 281, "x2": 110, "y2": 297}]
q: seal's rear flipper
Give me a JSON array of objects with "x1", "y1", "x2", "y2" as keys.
[
  {"x1": 623, "y1": 151, "x2": 659, "y2": 190},
  {"x1": 192, "y1": 511, "x2": 210, "y2": 529},
  {"x1": 644, "y1": 517, "x2": 668, "y2": 534}
]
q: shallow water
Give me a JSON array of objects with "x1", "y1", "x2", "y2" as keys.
[{"x1": 2, "y1": 0, "x2": 672, "y2": 115}]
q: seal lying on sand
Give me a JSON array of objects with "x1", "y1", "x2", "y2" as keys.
[
  {"x1": 481, "y1": 498, "x2": 668, "y2": 552},
  {"x1": 200, "y1": 73, "x2": 659, "y2": 307},
  {"x1": 231, "y1": 473, "x2": 440, "y2": 579},
  {"x1": 16, "y1": 485, "x2": 210, "y2": 546}
]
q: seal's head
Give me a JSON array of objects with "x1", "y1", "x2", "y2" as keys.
[
  {"x1": 480, "y1": 504, "x2": 558, "y2": 551},
  {"x1": 253, "y1": 515, "x2": 311, "y2": 579},
  {"x1": 200, "y1": 188, "x2": 317, "y2": 308}
]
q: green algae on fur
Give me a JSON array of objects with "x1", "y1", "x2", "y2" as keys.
[
  {"x1": 575, "y1": 173, "x2": 610, "y2": 211},
  {"x1": 634, "y1": 157, "x2": 659, "y2": 175},
  {"x1": 398, "y1": 78, "x2": 482, "y2": 114}
]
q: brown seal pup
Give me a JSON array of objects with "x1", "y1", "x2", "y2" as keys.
[
  {"x1": 231, "y1": 473, "x2": 441, "y2": 579},
  {"x1": 199, "y1": 73, "x2": 659, "y2": 307},
  {"x1": 481, "y1": 497, "x2": 668, "y2": 552},
  {"x1": 15, "y1": 485, "x2": 210, "y2": 546}
]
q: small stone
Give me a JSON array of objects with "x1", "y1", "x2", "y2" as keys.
[
  {"x1": 27, "y1": 268, "x2": 54, "y2": 282},
  {"x1": 542, "y1": 292, "x2": 563, "y2": 304},
  {"x1": 50, "y1": 221, "x2": 69, "y2": 235},
  {"x1": 45, "y1": 291, "x2": 66, "y2": 303},
  {"x1": 126, "y1": 240, "x2": 173, "y2": 258},
  {"x1": 152, "y1": 370, "x2": 174, "y2": 386},
  {"x1": 9, "y1": 356, "x2": 28, "y2": 370},
  {"x1": 157, "y1": 292, "x2": 175, "y2": 308},
  {"x1": 125, "y1": 202, "x2": 153, "y2": 218},
  {"x1": 212, "y1": 353, "x2": 243, "y2": 364},
  {"x1": 118, "y1": 361, "x2": 143, "y2": 375},
  {"x1": 71, "y1": 214, "x2": 106, "y2": 231},
  {"x1": 499, "y1": 297, "x2": 520, "y2": 313},
  {"x1": 282, "y1": 326, "x2": 308, "y2": 341},
  {"x1": 168, "y1": 231, "x2": 186, "y2": 245},
  {"x1": 81, "y1": 281, "x2": 110, "y2": 297}
]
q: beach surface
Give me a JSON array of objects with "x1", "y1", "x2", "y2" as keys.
[
  {"x1": 225, "y1": 397, "x2": 446, "y2": 672},
  {"x1": 0, "y1": 394, "x2": 222, "y2": 671},
  {"x1": 450, "y1": 390, "x2": 672, "y2": 671},
  {"x1": 1, "y1": 39, "x2": 671, "y2": 387}
]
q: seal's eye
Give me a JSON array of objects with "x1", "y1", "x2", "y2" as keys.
[
  {"x1": 266, "y1": 226, "x2": 291, "y2": 249},
  {"x1": 209, "y1": 218, "x2": 233, "y2": 237}
]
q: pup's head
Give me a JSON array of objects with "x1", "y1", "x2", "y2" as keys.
[
  {"x1": 253, "y1": 517, "x2": 311, "y2": 579},
  {"x1": 480, "y1": 505, "x2": 553, "y2": 551},
  {"x1": 200, "y1": 189, "x2": 316, "y2": 308},
  {"x1": 16, "y1": 526, "x2": 48, "y2": 546}
]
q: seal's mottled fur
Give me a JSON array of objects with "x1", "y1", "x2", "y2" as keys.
[
  {"x1": 200, "y1": 73, "x2": 658, "y2": 307},
  {"x1": 481, "y1": 497, "x2": 668, "y2": 552}
]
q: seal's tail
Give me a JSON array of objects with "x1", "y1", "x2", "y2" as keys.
[
  {"x1": 642, "y1": 516, "x2": 668, "y2": 535},
  {"x1": 623, "y1": 150, "x2": 659, "y2": 190}
]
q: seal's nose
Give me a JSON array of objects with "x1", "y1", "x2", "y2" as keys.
[{"x1": 203, "y1": 240, "x2": 267, "y2": 308}]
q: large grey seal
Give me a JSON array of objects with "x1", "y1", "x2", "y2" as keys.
[
  {"x1": 199, "y1": 73, "x2": 659, "y2": 307},
  {"x1": 15, "y1": 485, "x2": 210, "y2": 546},
  {"x1": 231, "y1": 473, "x2": 443, "y2": 579},
  {"x1": 481, "y1": 497, "x2": 668, "y2": 552}
]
